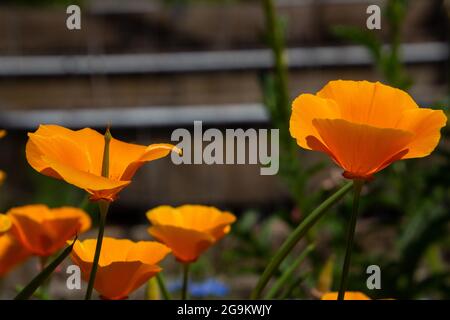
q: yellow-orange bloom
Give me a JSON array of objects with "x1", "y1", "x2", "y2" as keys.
[
  {"x1": 0, "y1": 171, "x2": 5, "y2": 186},
  {"x1": 0, "y1": 214, "x2": 12, "y2": 236},
  {"x1": 290, "y1": 80, "x2": 447, "y2": 180},
  {"x1": 71, "y1": 238, "x2": 171, "y2": 300},
  {"x1": 26, "y1": 125, "x2": 180, "y2": 202},
  {"x1": 7, "y1": 204, "x2": 91, "y2": 257},
  {"x1": 321, "y1": 291, "x2": 371, "y2": 300},
  {"x1": 146, "y1": 205, "x2": 236, "y2": 263},
  {"x1": 0, "y1": 233, "x2": 31, "y2": 277}
]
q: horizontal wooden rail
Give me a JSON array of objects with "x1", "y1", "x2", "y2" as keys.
[
  {"x1": 0, "y1": 42, "x2": 446, "y2": 77},
  {"x1": 0, "y1": 104, "x2": 269, "y2": 129}
]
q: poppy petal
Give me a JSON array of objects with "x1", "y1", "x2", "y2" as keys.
[
  {"x1": 0, "y1": 214, "x2": 12, "y2": 236},
  {"x1": 27, "y1": 133, "x2": 91, "y2": 176},
  {"x1": 290, "y1": 93, "x2": 340, "y2": 149},
  {"x1": 396, "y1": 108, "x2": 447, "y2": 158},
  {"x1": 8, "y1": 205, "x2": 91, "y2": 256},
  {"x1": 311, "y1": 118, "x2": 414, "y2": 179},
  {"x1": 42, "y1": 155, "x2": 130, "y2": 199},
  {"x1": 148, "y1": 225, "x2": 214, "y2": 263},
  {"x1": 317, "y1": 80, "x2": 418, "y2": 128},
  {"x1": 0, "y1": 233, "x2": 31, "y2": 277},
  {"x1": 321, "y1": 291, "x2": 371, "y2": 300},
  {"x1": 71, "y1": 238, "x2": 170, "y2": 299},
  {"x1": 126, "y1": 241, "x2": 172, "y2": 265},
  {"x1": 120, "y1": 143, "x2": 181, "y2": 181},
  {"x1": 0, "y1": 170, "x2": 5, "y2": 185}
]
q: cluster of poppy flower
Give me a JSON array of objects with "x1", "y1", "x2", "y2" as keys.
[
  {"x1": 0, "y1": 80, "x2": 446, "y2": 300},
  {"x1": 1, "y1": 124, "x2": 236, "y2": 299}
]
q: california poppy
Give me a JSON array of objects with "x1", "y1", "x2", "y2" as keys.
[
  {"x1": 146, "y1": 205, "x2": 236, "y2": 263},
  {"x1": 321, "y1": 291, "x2": 370, "y2": 300},
  {"x1": 7, "y1": 205, "x2": 91, "y2": 257},
  {"x1": 0, "y1": 233, "x2": 31, "y2": 277},
  {"x1": 290, "y1": 80, "x2": 447, "y2": 180},
  {"x1": 26, "y1": 125, "x2": 180, "y2": 202},
  {"x1": 71, "y1": 237, "x2": 171, "y2": 300},
  {"x1": 0, "y1": 214, "x2": 12, "y2": 236}
]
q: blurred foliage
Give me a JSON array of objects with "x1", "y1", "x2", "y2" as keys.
[
  {"x1": 0, "y1": 0, "x2": 256, "y2": 7},
  {"x1": 225, "y1": 0, "x2": 450, "y2": 300},
  {"x1": 259, "y1": 0, "x2": 326, "y2": 220},
  {"x1": 331, "y1": 0, "x2": 450, "y2": 299},
  {"x1": 332, "y1": 0, "x2": 412, "y2": 89},
  {"x1": 162, "y1": 0, "x2": 265, "y2": 5},
  {"x1": 222, "y1": 210, "x2": 280, "y2": 274},
  {"x1": 329, "y1": 0, "x2": 449, "y2": 299},
  {"x1": 2, "y1": 0, "x2": 448, "y2": 300},
  {"x1": 1, "y1": 0, "x2": 83, "y2": 6}
]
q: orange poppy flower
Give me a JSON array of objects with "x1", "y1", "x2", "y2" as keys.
[
  {"x1": 321, "y1": 291, "x2": 371, "y2": 300},
  {"x1": 290, "y1": 80, "x2": 447, "y2": 180},
  {"x1": 0, "y1": 171, "x2": 5, "y2": 186},
  {"x1": 0, "y1": 214, "x2": 12, "y2": 236},
  {"x1": 7, "y1": 204, "x2": 91, "y2": 257},
  {"x1": 146, "y1": 205, "x2": 236, "y2": 263},
  {"x1": 71, "y1": 237, "x2": 171, "y2": 300},
  {"x1": 0, "y1": 233, "x2": 31, "y2": 277},
  {"x1": 26, "y1": 125, "x2": 180, "y2": 202}
]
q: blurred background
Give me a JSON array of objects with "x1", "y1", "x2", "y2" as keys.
[{"x1": 0, "y1": 0, "x2": 449, "y2": 300}]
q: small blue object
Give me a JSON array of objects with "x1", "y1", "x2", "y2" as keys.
[
  {"x1": 168, "y1": 278, "x2": 230, "y2": 298},
  {"x1": 190, "y1": 279, "x2": 230, "y2": 297}
]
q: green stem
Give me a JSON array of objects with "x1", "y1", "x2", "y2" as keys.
[
  {"x1": 265, "y1": 244, "x2": 314, "y2": 299},
  {"x1": 250, "y1": 181, "x2": 353, "y2": 299},
  {"x1": 15, "y1": 238, "x2": 76, "y2": 300},
  {"x1": 84, "y1": 201, "x2": 109, "y2": 300},
  {"x1": 337, "y1": 180, "x2": 364, "y2": 300},
  {"x1": 278, "y1": 273, "x2": 309, "y2": 300},
  {"x1": 156, "y1": 273, "x2": 171, "y2": 300},
  {"x1": 79, "y1": 194, "x2": 90, "y2": 211},
  {"x1": 263, "y1": 0, "x2": 289, "y2": 121},
  {"x1": 85, "y1": 127, "x2": 112, "y2": 300},
  {"x1": 181, "y1": 263, "x2": 190, "y2": 300},
  {"x1": 39, "y1": 256, "x2": 51, "y2": 299}
]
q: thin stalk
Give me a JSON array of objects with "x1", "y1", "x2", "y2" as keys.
[
  {"x1": 156, "y1": 273, "x2": 171, "y2": 300},
  {"x1": 263, "y1": 0, "x2": 290, "y2": 121},
  {"x1": 79, "y1": 194, "x2": 90, "y2": 211},
  {"x1": 39, "y1": 256, "x2": 51, "y2": 299},
  {"x1": 265, "y1": 244, "x2": 314, "y2": 299},
  {"x1": 85, "y1": 127, "x2": 112, "y2": 300},
  {"x1": 337, "y1": 180, "x2": 364, "y2": 300},
  {"x1": 181, "y1": 263, "x2": 190, "y2": 300},
  {"x1": 251, "y1": 181, "x2": 353, "y2": 299},
  {"x1": 146, "y1": 277, "x2": 160, "y2": 300},
  {"x1": 84, "y1": 201, "x2": 109, "y2": 300},
  {"x1": 278, "y1": 273, "x2": 309, "y2": 300}
]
